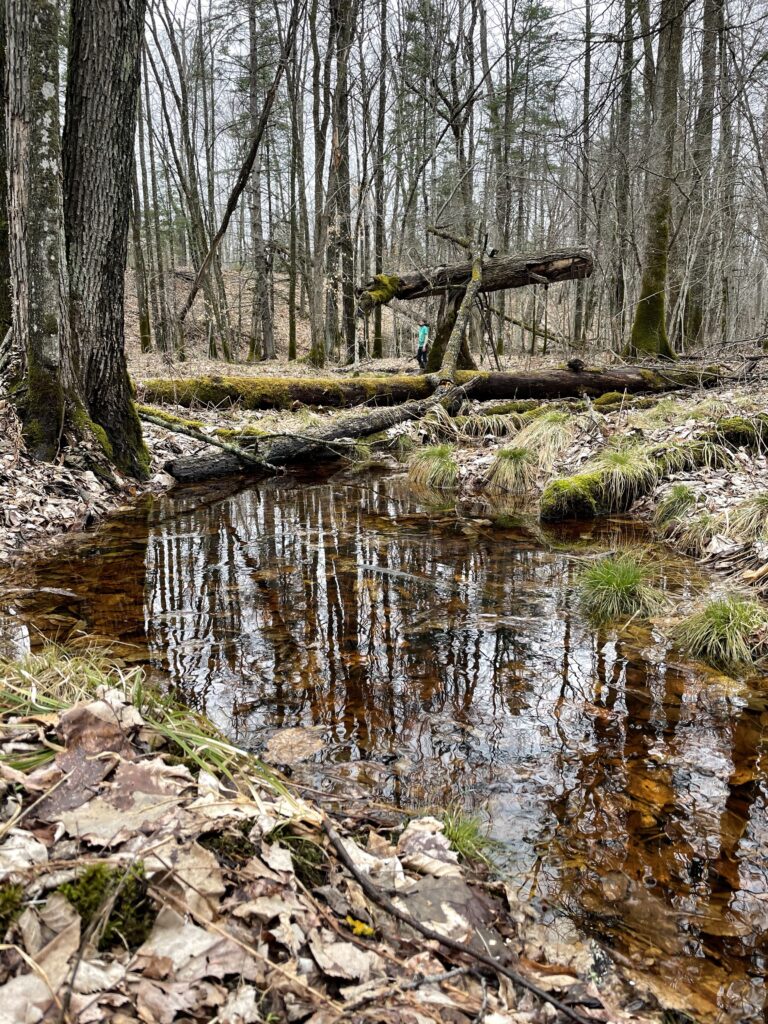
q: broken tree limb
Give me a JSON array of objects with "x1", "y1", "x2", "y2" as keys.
[
  {"x1": 140, "y1": 364, "x2": 723, "y2": 414},
  {"x1": 357, "y1": 247, "x2": 593, "y2": 313},
  {"x1": 136, "y1": 407, "x2": 277, "y2": 472},
  {"x1": 435, "y1": 250, "x2": 484, "y2": 383},
  {"x1": 163, "y1": 381, "x2": 473, "y2": 482}
]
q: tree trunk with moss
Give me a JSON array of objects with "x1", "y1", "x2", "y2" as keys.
[
  {"x1": 425, "y1": 290, "x2": 477, "y2": 372},
  {"x1": 62, "y1": 0, "x2": 149, "y2": 477},
  {"x1": 5, "y1": 0, "x2": 73, "y2": 458},
  {"x1": 627, "y1": 0, "x2": 685, "y2": 360}
]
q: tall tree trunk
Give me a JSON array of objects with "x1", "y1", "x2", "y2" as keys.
[
  {"x1": 372, "y1": 0, "x2": 386, "y2": 359},
  {"x1": 0, "y1": 14, "x2": 11, "y2": 343},
  {"x1": 248, "y1": 0, "x2": 274, "y2": 361},
  {"x1": 572, "y1": 0, "x2": 591, "y2": 347},
  {"x1": 612, "y1": 0, "x2": 633, "y2": 341},
  {"x1": 6, "y1": 0, "x2": 72, "y2": 458},
  {"x1": 683, "y1": 0, "x2": 720, "y2": 346},
  {"x1": 627, "y1": 0, "x2": 685, "y2": 360},
  {"x1": 63, "y1": 0, "x2": 149, "y2": 477},
  {"x1": 131, "y1": 166, "x2": 152, "y2": 353}
]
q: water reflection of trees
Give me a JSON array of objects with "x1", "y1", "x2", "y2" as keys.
[{"x1": 4, "y1": 472, "x2": 766, "y2": 1018}]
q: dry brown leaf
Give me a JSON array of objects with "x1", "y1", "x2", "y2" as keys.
[
  {"x1": 307, "y1": 928, "x2": 384, "y2": 982},
  {"x1": 265, "y1": 726, "x2": 325, "y2": 764}
]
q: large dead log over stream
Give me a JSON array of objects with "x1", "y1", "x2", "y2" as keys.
[
  {"x1": 357, "y1": 247, "x2": 594, "y2": 312},
  {"x1": 142, "y1": 364, "x2": 720, "y2": 414}
]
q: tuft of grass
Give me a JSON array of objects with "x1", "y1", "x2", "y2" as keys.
[
  {"x1": 672, "y1": 595, "x2": 768, "y2": 669},
  {"x1": 442, "y1": 807, "x2": 498, "y2": 867},
  {"x1": 457, "y1": 413, "x2": 518, "y2": 439},
  {"x1": 58, "y1": 863, "x2": 155, "y2": 951},
  {"x1": 514, "y1": 410, "x2": 579, "y2": 471},
  {"x1": 407, "y1": 444, "x2": 458, "y2": 490},
  {"x1": 577, "y1": 553, "x2": 666, "y2": 623},
  {"x1": 586, "y1": 444, "x2": 659, "y2": 510},
  {"x1": 654, "y1": 484, "x2": 698, "y2": 530},
  {"x1": 728, "y1": 492, "x2": 768, "y2": 543},
  {"x1": 0, "y1": 645, "x2": 286, "y2": 798},
  {"x1": 484, "y1": 446, "x2": 537, "y2": 494},
  {"x1": 674, "y1": 511, "x2": 720, "y2": 558}
]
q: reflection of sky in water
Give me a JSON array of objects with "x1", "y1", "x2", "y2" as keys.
[{"x1": 1, "y1": 471, "x2": 767, "y2": 1021}]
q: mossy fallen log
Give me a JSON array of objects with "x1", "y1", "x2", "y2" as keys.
[
  {"x1": 163, "y1": 383, "x2": 470, "y2": 482},
  {"x1": 357, "y1": 248, "x2": 594, "y2": 312},
  {"x1": 140, "y1": 365, "x2": 722, "y2": 414}
]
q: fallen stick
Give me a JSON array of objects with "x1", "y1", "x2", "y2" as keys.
[{"x1": 322, "y1": 819, "x2": 593, "y2": 1024}]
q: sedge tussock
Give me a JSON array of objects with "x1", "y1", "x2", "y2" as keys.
[
  {"x1": 654, "y1": 484, "x2": 698, "y2": 530},
  {"x1": 586, "y1": 444, "x2": 659, "y2": 510},
  {"x1": 672, "y1": 594, "x2": 768, "y2": 669},
  {"x1": 514, "y1": 410, "x2": 578, "y2": 471},
  {"x1": 483, "y1": 446, "x2": 537, "y2": 494},
  {"x1": 727, "y1": 492, "x2": 768, "y2": 543},
  {"x1": 407, "y1": 444, "x2": 459, "y2": 491},
  {"x1": 576, "y1": 553, "x2": 666, "y2": 624},
  {"x1": 442, "y1": 806, "x2": 499, "y2": 866},
  {"x1": 674, "y1": 511, "x2": 721, "y2": 557}
]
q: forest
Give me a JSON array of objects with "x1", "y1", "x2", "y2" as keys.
[{"x1": 1, "y1": 0, "x2": 768, "y2": 1022}]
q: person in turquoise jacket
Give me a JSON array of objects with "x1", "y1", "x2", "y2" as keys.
[{"x1": 417, "y1": 320, "x2": 429, "y2": 368}]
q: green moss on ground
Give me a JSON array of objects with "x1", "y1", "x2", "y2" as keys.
[
  {"x1": 58, "y1": 862, "x2": 155, "y2": 951},
  {"x1": 0, "y1": 883, "x2": 25, "y2": 937}
]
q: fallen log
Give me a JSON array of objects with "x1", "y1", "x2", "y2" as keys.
[
  {"x1": 141, "y1": 364, "x2": 722, "y2": 414},
  {"x1": 164, "y1": 382, "x2": 471, "y2": 482},
  {"x1": 357, "y1": 247, "x2": 593, "y2": 313}
]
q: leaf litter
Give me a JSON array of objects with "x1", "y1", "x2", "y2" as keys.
[{"x1": 0, "y1": 652, "x2": 670, "y2": 1024}]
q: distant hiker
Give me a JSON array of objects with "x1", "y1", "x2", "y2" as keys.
[{"x1": 417, "y1": 320, "x2": 429, "y2": 369}]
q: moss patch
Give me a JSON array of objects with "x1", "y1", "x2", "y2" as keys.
[
  {"x1": 363, "y1": 273, "x2": 401, "y2": 306},
  {"x1": 58, "y1": 863, "x2": 155, "y2": 951},
  {"x1": 540, "y1": 473, "x2": 601, "y2": 521},
  {"x1": 0, "y1": 883, "x2": 25, "y2": 937},
  {"x1": 593, "y1": 391, "x2": 625, "y2": 409}
]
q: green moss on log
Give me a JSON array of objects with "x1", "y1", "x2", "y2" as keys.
[
  {"x1": 593, "y1": 391, "x2": 625, "y2": 409},
  {"x1": 364, "y1": 274, "x2": 401, "y2": 306},
  {"x1": 135, "y1": 404, "x2": 204, "y2": 430},
  {"x1": 540, "y1": 473, "x2": 602, "y2": 521}
]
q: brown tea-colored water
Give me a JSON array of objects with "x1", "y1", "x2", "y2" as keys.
[{"x1": 1, "y1": 469, "x2": 766, "y2": 1021}]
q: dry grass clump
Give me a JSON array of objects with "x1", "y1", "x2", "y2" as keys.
[
  {"x1": 672, "y1": 594, "x2": 768, "y2": 669},
  {"x1": 514, "y1": 410, "x2": 579, "y2": 471},
  {"x1": 727, "y1": 492, "x2": 768, "y2": 543},
  {"x1": 407, "y1": 444, "x2": 459, "y2": 490},
  {"x1": 653, "y1": 484, "x2": 698, "y2": 531},
  {"x1": 674, "y1": 511, "x2": 721, "y2": 558},
  {"x1": 457, "y1": 413, "x2": 519, "y2": 439},
  {"x1": 576, "y1": 553, "x2": 666, "y2": 624},
  {"x1": 483, "y1": 447, "x2": 537, "y2": 495}
]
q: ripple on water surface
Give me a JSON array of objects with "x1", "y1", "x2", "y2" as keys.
[{"x1": 1, "y1": 469, "x2": 767, "y2": 1022}]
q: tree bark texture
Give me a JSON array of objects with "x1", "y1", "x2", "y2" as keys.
[
  {"x1": 63, "y1": 0, "x2": 149, "y2": 477},
  {"x1": 358, "y1": 248, "x2": 593, "y2": 312},
  {"x1": 6, "y1": 0, "x2": 72, "y2": 458}
]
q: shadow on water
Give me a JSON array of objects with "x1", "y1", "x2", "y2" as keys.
[{"x1": 1, "y1": 466, "x2": 767, "y2": 1021}]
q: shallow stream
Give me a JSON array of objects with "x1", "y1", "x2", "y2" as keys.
[{"x1": 1, "y1": 468, "x2": 766, "y2": 1021}]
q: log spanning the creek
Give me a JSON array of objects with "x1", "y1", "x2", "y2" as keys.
[
  {"x1": 357, "y1": 247, "x2": 594, "y2": 313},
  {"x1": 142, "y1": 364, "x2": 721, "y2": 415},
  {"x1": 158, "y1": 364, "x2": 722, "y2": 482}
]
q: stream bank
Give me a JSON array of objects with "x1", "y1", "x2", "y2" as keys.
[{"x1": 1, "y1": 468, "x2": 766, "y2": 1021}]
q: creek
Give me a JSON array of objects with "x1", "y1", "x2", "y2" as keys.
[{"x1": 0, "y1": 466, "x2": 766, "y2": 1021}]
